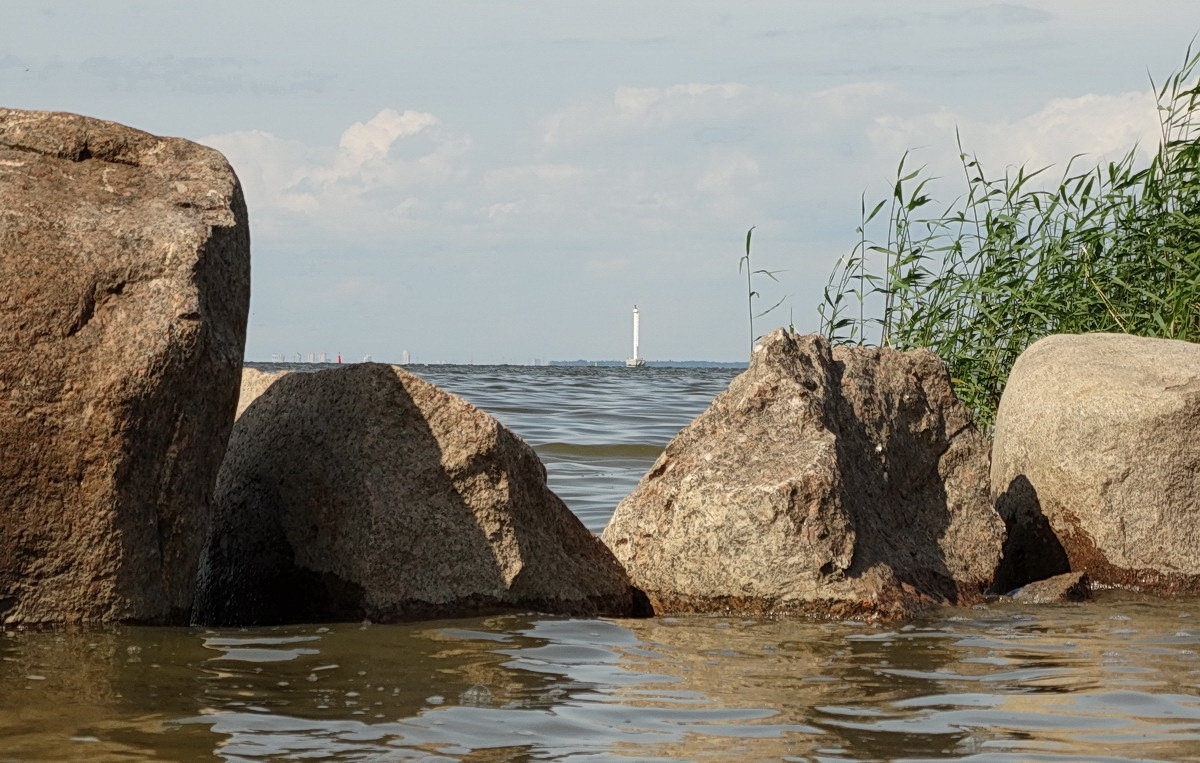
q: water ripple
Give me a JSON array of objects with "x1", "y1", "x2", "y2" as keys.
[
  {"x1": 0, "y1": 366, "x2": 1181, "y2": 759},
  {"x1": 1, "y1": 595, "x2": 1200, "y2": 758},
  {"x1": 249, "y1": 363, "x2": 740, "y2": 533}
]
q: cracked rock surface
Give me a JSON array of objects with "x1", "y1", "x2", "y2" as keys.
[
  {"x1": 993, "y1": 333, "x2": 1200, "y2": 594},
  {"x1": 602, "y1": 330, "x2": 1004, "y2": 620},
  {"x1": 0, "y1": 109, "x2": 249, "y2": 624}
]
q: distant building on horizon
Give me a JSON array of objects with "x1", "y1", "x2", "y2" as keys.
[{"x1": 549, "y1": 359, "x2": 748, "y2": 369}]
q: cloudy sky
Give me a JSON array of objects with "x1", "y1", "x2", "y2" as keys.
[{"x1": 4, "y1": 2, "x2": 1198, "y2": 362}]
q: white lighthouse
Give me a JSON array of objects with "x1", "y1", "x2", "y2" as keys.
[{"x1": 625, "y1": 305, "x2": 646, "y2": 367}]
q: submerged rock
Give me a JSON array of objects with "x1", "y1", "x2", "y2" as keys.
[
  {"x1": 992, "y1": 333, "x2": 1200, "y2": 594},
  {"x1": 602, "y1": 330, "x2": 1004, "y2": 620},
  {"x1": 196, "y1": 363, "x2": 640, "y2": 625},
  {"x1": 0, "y1": 109, "x2": 249, "y2": 625},
  {"x1": 1011, "y1": 572, "x2": 1091, "y2": 604}
]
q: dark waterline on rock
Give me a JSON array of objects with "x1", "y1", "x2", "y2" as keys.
[{"x1": 6, "y1": 364, "x2": 1200, "y2": 760}]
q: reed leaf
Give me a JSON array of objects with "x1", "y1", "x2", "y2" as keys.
[{"x1": 818, "y1": 45, "x2": 1200, "y2": 429}]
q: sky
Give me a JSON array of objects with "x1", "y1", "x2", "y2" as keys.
[{"x1": 4, "y1": 1, "x2": 1199, "y2": 363}]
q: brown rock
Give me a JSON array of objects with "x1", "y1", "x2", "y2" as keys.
[
  {"x1": 992, "y1": 333, "x2": 1200, "y2": 594},
  {"x1": 1011, "y1": 571, "x2": 1091, "y2": 604},
  {"x1": 236, "y1": 366, "x2": 290, "y2": 419},
  {"x1": 0, "y1": 109, "x2": 250, "y2": 624},
  {"x1": 195, "y1": 363, "x2": 640, "y2": 625},
  {"x1": 601, "y1": 330, "x2": 1004, "y2": 620}
]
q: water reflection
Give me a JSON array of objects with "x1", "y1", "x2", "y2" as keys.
[
  {"x1": 0, "y1": 626, "x2": 213, "y2": 759},
  {"x1": 9, "y1": 366, "x2": 1200, "y2": 759},
  {"x1": 4, "y1": 592, "x2": 1200, "y2": 759}
]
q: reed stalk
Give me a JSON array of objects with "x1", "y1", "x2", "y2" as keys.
[{"x1": 818, "y1": 44, "x2": 1200, "y2": 429}]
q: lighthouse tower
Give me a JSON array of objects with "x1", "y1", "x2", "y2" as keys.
[{"x1": 625, "y1": 305, "x2": 646, "y2": 367}]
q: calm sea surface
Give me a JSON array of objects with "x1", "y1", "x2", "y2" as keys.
[{"x1": 5, "y1": 364, "x2": 1200, "y2": 761}]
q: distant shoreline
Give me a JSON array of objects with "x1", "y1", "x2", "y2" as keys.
[
  {"x1": 246, "y1": 360, "x2": 750, "y2": 370},
  {"x1": 548, "y1": 360, "x2": 748, "y2": 369}
]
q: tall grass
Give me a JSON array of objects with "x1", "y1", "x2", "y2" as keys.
[
  {"x1": 818, "y1": 45, "x2": 1200, "y2": 428},
  {"x1": 740, "y1": 226, "x2": 786, "y2": 356}
]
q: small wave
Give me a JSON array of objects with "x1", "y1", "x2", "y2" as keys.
[{"x1": 535, "y1": 442, "x2": 664, "y2": 458}]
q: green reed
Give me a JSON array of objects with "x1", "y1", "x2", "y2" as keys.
[
  {"x1": 818, "y1": 44, "x2": 1200, "y2": 429},
  {"x1": 740, "y1": 226, "x2": 787, "y2": 357}
]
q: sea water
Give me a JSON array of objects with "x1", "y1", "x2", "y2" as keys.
[{"x1": 3, "y1": 364, "x2": 1199, "y2": 760}]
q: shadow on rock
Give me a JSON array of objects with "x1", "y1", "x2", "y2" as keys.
[
  {"x1": 990, "y1": 475, "x2": 1069, "y2": 594},
  {"x1": 990, "y1": 333, "x2": 1200, "y2": 595},
  {"x1": 195, "y1": 363, "x2": 638, "y2": 626},
  {"x1": 602, "y1": 330, "x2": 1005, "y2": 620}
]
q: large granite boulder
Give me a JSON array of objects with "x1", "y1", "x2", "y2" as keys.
[
  {"x1": 235, "y1": 366, "x2": 290, "y2": 419},
  {"x1": 195, "y1": 363, "x2": 641, "y2": 625},
  {"x1": 602, "y1": 330, "x2": 1004, "y2": 620},
  {"x1": 992, "y1": 333, "x2": 1200, "y2": 593},
  {"x1": 0, "y1": 109, "x2": 250, "y2": 624}
]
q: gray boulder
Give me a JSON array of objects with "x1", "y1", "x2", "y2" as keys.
[
  {"x1": 992, "y1": 333, "x2": 1200, "y2": 593},
  {"x1": 0, "y1": 109, "x2": 249, "y2": 624},
  {"x1": 236, "y1": 366, "x2": 290, "y2": 419},
  {"x1": 196, "y1": 363, "x2": 640, "y2": 625},
  {"x1": 601, "y1": 330, "x2": 1004, "y2": 620}
]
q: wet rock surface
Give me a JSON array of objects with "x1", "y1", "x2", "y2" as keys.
[
  {"x1": 196, "y1": 363, "x2": 640, "y2": 625},
  {"x1": 992, "y1": 333, "x2": 1200, "y2": 594},
  {"x1": 602, "y1": 330, "x2": 1004, "y2": 620},
  {"x1": 1011, "y1": 572, "x2": 1092, "y2": 604},
  {"x1": 0, "y1": 109, "x2": 249, "y2": 624}
]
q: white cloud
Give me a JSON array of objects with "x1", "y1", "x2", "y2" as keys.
[
  {"x1": 695, "y1": 150, "x2": 761, "y2": 192},
  {"x1": 485, "y1": 201, "x2": 520, "y2": 222},
  {"x1": 197, "y1": 82, "x2": 921, "y2": 256},
  {"x1": 198, "y1": 128, "x2": 313, "y2": 215},
  {"x1": 542, "y1": 80, "x2": 900, "y2": 150},
  {"x1": 202, "y1": 108, "x2": 470, "y2": 242},
  {"x1": 200, "y1": 82, "x2": 1167, "y2": 276},
  {"x1": 869, "y1": 90, "x2": 1160, "y2": 180},
  {"x1": 338, "y1": 109, "x2": 438, "y2": 165}
]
